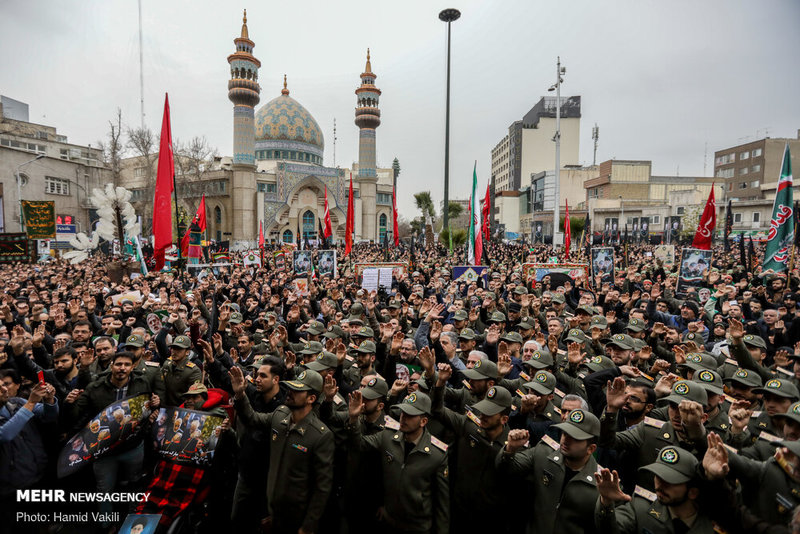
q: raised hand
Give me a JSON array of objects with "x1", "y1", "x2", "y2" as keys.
[
  {"x1": 418, "y1": 346, "x2": 435, "y2": 376},
  {"x1": 391, "y1": 331, "x2": 404, "y2": 354},
  {"x1": 229, "y1": 366, "x2": 247, "y2": 398},
  {"x1": 348, "y1": 390, "x2": 364, "y2": 420},
  {"x1": 65, "y1": 388, "x2": 84, "y2": 404},
  {"x1": 728, "y1": 399, "x2": 752, "y2": 434},
  {"x1": 506, "y1": 429, "x2": 530, "y2": 453},
  {"x1": 596, "y1": 469, "x2": 631, "y2": 506},
  {"x1": 605, "y1": 377, "x2": 628, "y2": 413},
  {"x1": 673, "y1": 346, "x2": 687, "y2": 365},
  {"x1": 678, "y1": 400, "x2": 705, "y2": 435},
  {"x1": 486, "y1": 324, "x2": 501, "y2": 346},
  {"x1": 703, "y1": 432, "x2": 730, "y2": 480},
  {"x1": 436, "y1": 363, "x2": 453, "y2": 386},
  {"x1": 728, "y1": 318, "x2": 744, "y2": 341},
  {"x1": 497, "y1": 350, "x2": 513, "y2": 377},
  {"x1": 323, "y1": 374, "x2": 338, "y2": 402},
  {"x1": 567, "y1": 342, "x2": 583, "y2": 366}
]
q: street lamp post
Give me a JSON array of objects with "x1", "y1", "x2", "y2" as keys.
[
  {"x1": 619, "y1": 195, "x2": 624, "y2": 243},
  {"x1": 548, "y1": 57, "x2": 565, "y2": 248},
  {"x1": 16, "y1": 153, "x2": 45, "y2": 232},
  {"x1": 439, "y1": 8, "x2": 460, "y2": 236}
]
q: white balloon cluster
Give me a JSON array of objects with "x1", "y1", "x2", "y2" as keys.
[{"x1": 63, "y1": 184, "x2": 141, "y2": 264}]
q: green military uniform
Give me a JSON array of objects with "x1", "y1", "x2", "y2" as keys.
[
  {"x1": 160, "y1": 335, "x2": 201, "y2": 406},
  {"x1": 126, "y1": 334, "x2": 166, "y2": 400},
  {"x1": 600, "y1": 380, "x2": 708, "y2": 491},
  {"x1": 595, "y1": 446, "x2": 720, "y2": 533},
  {"x1": 727, "y1": 377, "x2": 798, "y2": 450},
  {"x1": 234, "y1": 369, "x2": 334, "y2": 533},
  {"x1": 431, "y1": 384, "x2": 513, "y2": 532},
  {"x1": 347, "y1": 391, "x2": 449, "y2": 534},
  {"x1": 342, "y1": 339, "x2": 378, "y2": 391},
  {"x1": 728, "y1": 439, "x2": 800, "y2": 526},
  {"x1": 499, "y1": 409, "x2": 602, "y2": 534}
]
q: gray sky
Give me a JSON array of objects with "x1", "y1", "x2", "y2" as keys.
[{"x1": 2, "y1": 0, "x2": 799, "y2": 215}]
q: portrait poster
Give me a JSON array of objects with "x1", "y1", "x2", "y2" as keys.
[
  {"x1": 522, "y1": 263, "x2": 590, "y2": 286},
  {"x1": 677, "y1": 248, "x2": 713, "y2": 295},
  {"x1": 21, "y1": 200, "x2": 55, "y2": 239},
  {"x1": 591, "y1": 247, "x2": 615, "y2": 281},
  {"x1": 118, "y1": 514, "x2": 161, "y2": 534},
  {"x1": 453, "y1": 266, "x2": 489, "y2": 286},
  {"x1": 294, "y1": 277, "x2": 310, "y2": 297},
  {"x1": 293, "y1": 250, "x2": 312, "y2": 274},
  {"x1": 316, "y1": 250, "x2": 336, "y2": 277},
  {"x1": 151, "y1": 406, "x2": 225, "y2": 466},
  {"x1": 57, "y1": 394, "x2": 150, "y2": 477},
  {"x1": 273, "y1": 251, "x2": 286, "y2": 271},
  {"x1": 654, "y1": 245, "x2": 676, "y2": 265}
]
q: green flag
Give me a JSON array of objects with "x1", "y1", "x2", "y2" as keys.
[{"x1": 763, "y1": 144, "x2": 794, "y2": 272}]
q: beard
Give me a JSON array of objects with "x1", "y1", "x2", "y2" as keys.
[{"x1": 55, "y1": 364, "x2": 75, "y2": 378}]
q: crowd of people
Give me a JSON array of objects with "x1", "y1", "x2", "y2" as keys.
[{"x1": 3, "y1": 237, "x2": 800, "y2": 534}]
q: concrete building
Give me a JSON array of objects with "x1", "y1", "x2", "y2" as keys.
[
  {"x1": 521, "y1": 165, "x2": 597, "y2": 239},
  {"x1": 584, "y1": 159, "x2": 720, "y2": 240},
  {"x1": 122, "y1": 12, "x2": 395, "y2": 249},
  {"x1": 491, "y1": 96, "x2": 581, "y2": 195},
  {"x1": 0, "y1": 97, "x2": 107, "y2": 236},
  {"x1": 714, "y1": 132, "x2": 800, "y2": 201}
]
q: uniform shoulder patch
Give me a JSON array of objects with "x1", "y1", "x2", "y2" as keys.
[
  {"x1": 345, "y1": 355, "x2": 355, "y2": 362},
  {"x1": 145, "y1": 361, "x2": 159, "y2": 367},
  {"x1": 758, "y1": 431, "x2": 781, "y2": 443},
  {"x1": 751, "y1": 411, "x2": 762, "y2": 418},
  {"x1": 383, "y1": 415, "x2": 400, "y2": 430},
  {"x1": 554, "y1": 388, "x2": 565, "y2": 398},
  {"x1": 553, "y1": 406, "x2": 562, "y2": 415},
  {"x1": 634, "y1": 485, "x2": 657, "y2": 502},
  {"x1": 644, "y1": 417, "x2": 665, "y2": 429},
  {"x1": 185, "y1": 361, "x2": 196, "y2": 368},
  {"x1": 776, "y1": 367, "x2": 794, "y2": 377},
  {"x1": 430, "y1": 435, "x2": 448, "y2": 452},
  {"x1": 541, "y1": 434, "x2": 559, "y2": 450},
  {"x1": 465, "y1": 409, "x2": 481, "y2": 426},
  {"x1": 333, "y1": 394, "x2": 344, "y2": 405},
  {"x1": 520, "y1": 371, "x2": 531, "y2": 382},
  {"x1": 724, "y1": 358, "x2": 738, "y2": 366}
]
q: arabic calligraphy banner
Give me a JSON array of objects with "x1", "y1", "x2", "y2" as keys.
[
  {"x1": 0, "y1": 233, "x2": 33, "y2": 263},
  {"x1": 22, "y1": 200, "x2": 55, "y2": 239}
]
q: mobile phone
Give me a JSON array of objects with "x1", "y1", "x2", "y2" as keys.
[{"x1": 38, "y1": 370, "x2": 45, "y2": 386}]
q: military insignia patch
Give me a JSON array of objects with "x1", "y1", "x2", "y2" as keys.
[
  {"x1": 536, "y1": 372, "x2": 548, "y2": 383},
  {"x1": 766, "y1": 379, "x2": 782, "y2": 389},
  {"x1": 368, "y1": 377, "x2": 377, "y2": 387},
  {"x1": 674, "y1": 382, "x2": 689, "y2": 395},
  {"x1": 660, "y1": 447, "x2": 679, "y2": 464},
  {"x1": 487, "y1": 387, "x2": 496, "y2": 399},
  {"x1": 698, "y1": 370, "x2": 714, "y2": 382},
  {"x1": 570, "y1": 410, "x2": 584, "y2": 424}
]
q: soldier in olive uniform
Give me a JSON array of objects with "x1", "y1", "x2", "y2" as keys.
[
  {"x1": 346, "y1": 390, "x2": 449, "y2": 534},
  {"x1": 499, "y1": 409, "x2": 602, "y2": 534},
  {"x1": 161, "y1": 335, "x2": 201, "y2": 406},
  {"x1": 728, "y1": 377, "x2": 799, "y2": 450},
  {"x1": 600, "y1": 378, "x2": 708, "y2": 491},
  {"x1": 508, "y1": 370, "x2": 562, "y2": 444},
  {"x1": 431, "y1": 364, "x2": 516, "y2": 533},
  {"x1": 125, "y1": 334, "x2": 166, "y2": 400},
  {"x1": 595, "y1": 442, "x2": 731, "y2": 533},
  {"x1": 231, "y1": 366, "x2": 334, "y2": 534}
]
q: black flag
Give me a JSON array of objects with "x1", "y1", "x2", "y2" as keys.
[
  {"x1": 748, "y1": 235, "x2": 756, "y2": 271},
  {"x1": 739, "y1": 232, "x2": 747, "y2": 268},
  {"x1": 724, "y1": 200, "x2": 733, "y2": 253}
]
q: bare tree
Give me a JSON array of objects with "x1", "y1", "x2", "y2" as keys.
[
  {"x1": 96, "y1": 109, "x2": 125, "y2": 187},
  {"x1": 174, "y1": 136, "x2": 219, "y2": 215},
  {"x1": 127, "y1": 126, "x2": 157, "y2": 234}
]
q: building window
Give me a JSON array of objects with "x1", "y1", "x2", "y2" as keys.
[
  {"x1": 715, "y1": 168, "x2": 734, "y2": 178},
  {"x1": 734, "y1": 213, "x2": 742, "y2": 223},
  {"x1": 379, "y1": 213, "x2": 388, "y2": 242},
  {"x1": 752, "y1": 212, "x2": 760, "y2": 223},
  {"x1": 652, "y1": 215, "x2": 660, "y2": 224},
  {"x1": 676, "y1": 207, "x2": 685, "y2": 215},
  {"x1": 282, "y1": 230, "x2": 293, "y2": 243},
  {"x1": 739, "y1": 167, "x2": 749, "y2": 175},
  {"x1": 377, "y1": 193, "x2": 392, "y2": 204},
  {"x1": 751, "y1": 180, "x2": 760, "y2": 188},
  {"x1": 302, "y1": 210, "x2": 316, "y2": 240},
  {"x1": 753, "y1": 148, "x2": 762, "y2": 157},
  {"x1": 214, "y1": 206, "x2": 222, "y2": 224},
  {"x1": 45, "y1": 176, "x2": 70, "y2": 196},
  {"x1": 740, "y1": 151, "x2": 749, "y2": 160},
  {"x1": 739, "y1": 182, "x2": 747, "y2": 189},
  {"x1": 134, "y1": 167, "x2": 147, "y2": 178},
  {"x1": 752, "y1": 164, "x2": 761, "y2": 172}
]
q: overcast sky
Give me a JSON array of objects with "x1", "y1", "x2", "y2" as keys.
[{"x1": 2, "y1": 0, "x2": 799, "y2": 215}]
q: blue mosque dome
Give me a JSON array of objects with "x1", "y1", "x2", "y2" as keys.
[{"x1": 254, "y1": 76, "x2": 324, "y2": 165}]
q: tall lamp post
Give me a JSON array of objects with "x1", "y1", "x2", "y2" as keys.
[
  {"x1": 548, "y1": 57, "x2": 565, "y2": 248},
  {"x1": 439, "y1": 8, "x2": 460, "y2": 235},
  {"x1": 16, "y1": 153, "x2": 45, "y2": 232}
]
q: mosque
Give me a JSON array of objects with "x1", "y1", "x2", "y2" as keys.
[{"x1": 225, "y1": 10, "x2": 396, "y2": 247}]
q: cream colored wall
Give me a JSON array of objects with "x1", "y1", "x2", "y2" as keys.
[{"x1": 520, "y1": 117, "x2": 580, "y2": 178}]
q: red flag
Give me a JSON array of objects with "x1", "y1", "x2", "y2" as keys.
[
  {"x1": 258, "y1": 220, "x2": 264, "y2": 248},
  {"x1": 153, "y1": 93, "x2": 175, "y2": 270},
  {"x1": 392, "y1": 186, "x2": 400, "y2": 247},
  {"x1": 482, "y1": 181, "x2": 491, "y2": 241},
  {"x1": 180, "y1": 194, "x2": 207, "y2": 256},
  {"x1": 564, "y1": 200, "x2": 571, "y2": 259},
  {"x1": 323, "y1": 186, "x2": 333, "y2": 239},
  {"x1": 345, "y1": 173, "x2": 354, "y2": 255},
  {"x1": 692, "y1": 184, "x2": 716, "y2": 250}
]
